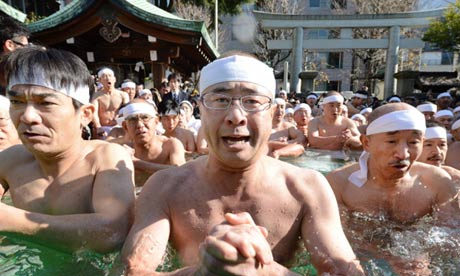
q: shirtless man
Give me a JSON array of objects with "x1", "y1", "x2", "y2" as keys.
[
  {"x1": 327, "y1": 103, "x2": 459, "y2": 222},
  {"x1": 121, "y1": 80, "x2": 137, "y2": 102},
  {"x1": 308, "y1": 91, "x2": 361, "y2": 150},
  {"x1": 121, "y1": 99, "x2": 185, "y2": 186},
  {"x1": 269, "y1": 98, "x2": 305, "y2": 144},
  {"x1": 417, "y1": 123, "x2": 460, "y2": 184},
  {"x1": 417, "y1": 101, "x2": 437, "y2": 121},
  {"x1": 346, "y1": 90, "x2": 367, "y2": 117},
  {"x1": 0, "y1": 95, "x2": 20, "y2": 151},
  {"x1": 306, "y1": 93, "x2": 321, "y2": 117},
  {"x1": 293, "y1": 103, "x2": 311, "y2": 145},
  {"x1": 121, "y1": 53, "x2": 363, "y2": 275},
  {"x1": 92, "y1": 67, "x2": 129, "y2": 138},
  {"x1": 158, "y1": 100, "x2": 196, "y2": 153},
  {"x1": 0, "y1": 47, "x2": 135, "y2": 252},
  {"x1": 445, "y1": 120, "x2": 460, "y2": 169}
]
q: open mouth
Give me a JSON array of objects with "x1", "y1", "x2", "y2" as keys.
[{"x1": 222, "y1": 136, "x2": 250, "y2": 145}]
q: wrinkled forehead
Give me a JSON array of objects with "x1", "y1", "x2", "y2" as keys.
[
  {"x1": 368, "y1": 129, "x2": 423, "y2": 139},
  {"x1": 202, "y1": 81, "x2": 272, "y2": 98}
]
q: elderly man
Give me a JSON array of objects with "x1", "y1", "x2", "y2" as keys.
[
  {"x1": 92, "y1": 67, "x2": 129, "y2": 138},
  {"x1": 269, "y1": 98, "x2": 305, "y2": 144},
  {"x1": 417, "y1": 123, "x2": 460, "y2": 183},
  {"x1": 417, "y1": 101, "x2": 437, "y2": 121},
  {"x1": 120, "y1": 80, "x2": 137, "y2": 102},
  {"x1": 308, "y1": 91, "x2": 361, "y2": 150},
  {"x1": 121, "y1": 53, "x2": 363, "y2": 275},
  {"x1": 0, "y1": 95, "x2": 20, "y2": 151},
  {"x1": 0, "y1": 47, "x2": 135, "y2": 252},
  {"x1": 327, "y1": 103, "x2": 459, "y2": 223},
  {"x1": 121, "y1": 99, "x2": 185, "y2": 186}
]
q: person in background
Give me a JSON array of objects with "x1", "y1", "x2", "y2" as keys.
[
  {"x1": 0, "y1": 95, "x2": 20, "y2": 151},
  {"x1": 417, "y1": 102, "x2": 437, "y2": 122}
]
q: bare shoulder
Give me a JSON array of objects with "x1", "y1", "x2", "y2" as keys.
[
  {"x1": 85, "y1": 140, "x2": 132, "y2": 167},
  {"x1": 326, "y1": 162, "x2": 359, "y2": 191},
  {"x1": 413, "y1": 161, "x2": 452, "y2": 188},
  {"x1": 91, "y1": 91, "x2": 105, "y2": 101},
  {"x1": 0, "y1": 145, "x2": 34, "y2": 171}
]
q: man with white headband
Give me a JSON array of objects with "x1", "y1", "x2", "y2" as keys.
[
  {"x1": 418, "y1": 122, "x2": 460, "y2": 183},
  {"x1": 120, "y1": 99, "x2": 185, "y2": 186},
  {"x1": 434, "y1": 109, "x2": 454, "y2": 130},
  {"x1": 92, "y1": 67, "x2": 129, "y2": 139},
  {"x1": 120, "y1": 80, "x2": 137, "y2": 101},
  {"x1": 346, "y1": 90, "x2": 368, "y2": 117},
  {"x1": 417, "y1": 101, "x2": 437, "y2": 121},
  {"x1": 0, "y1": 47, "x2": 135, "y2": 252},
  {"x1": 158, "y1": 100, "x2": 196, "y2": 153},
  {"x1": 270, "y1": 97, "x2": 305, "y2": 145},
  {"x1": 122, "y1": 53, "x2": 363, "y2": 275},
  {"x1": 293, "y1": 103, "x2": 312, "y2": 141},
  {"x1": 327, "y1": 103, "x2": 459, "y2": 222},
  {"x1": 0, "y1": 95, "x2": 20, "y2": 150},
  {"x1": 284, "y1": 107, "x2": 295, "y2": 125},
  {"x1": 308, "y1": 91, "x2": 361, "y2": 150},
  {"x1": 436, "y1": 91, "x2": 452, "y2": 111},
  {"x1": 351, "y1": 113, "x2": 366, "y2": 127},
  {"x1": 326, "y1": 103, "x2": 460, "y2": 272},
  {"x1": 306, "y1": 93, "x2": 321, "y2": 116}
]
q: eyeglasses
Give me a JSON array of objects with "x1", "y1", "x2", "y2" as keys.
[
  {"x1": 201, "y1": 93, "x2": 272, "y2": 112},
  {"x1": 10, "y1": 39, "x2": 28, "y2": 47},
  {"x1": 125, "y1": 114, "x2": 154, "y2": 125},
  {"x1": 0, "y1": 117, "x2": 10, "y2": 127}
]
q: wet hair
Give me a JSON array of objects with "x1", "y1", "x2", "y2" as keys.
[
  {"x1": 0, "y1": 16, "x2": 30, "y2": 52},
  {"x1": 158, "y1": 99, "x2": 180, "y2": 116},
  {"x1": 1, "y1": 46, "x2": 93, "y2": 110}
]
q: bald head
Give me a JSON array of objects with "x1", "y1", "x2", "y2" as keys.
[{"x1": 367, "y1": 103, "x2": 417, "y2": 125}]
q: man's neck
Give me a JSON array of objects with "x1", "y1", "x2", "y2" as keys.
[
  {"x1": 272, "y1": 119, "x2": 283, "y2": 130},
  {"x1": 102, "y1": 87, "x2": 115, "y2": 94},
  {"x1": 322, "y1": 115, "x2": 340, "y2": 124},
  {"x1": 33, "y1": 140, "x2": 85, "y2": 177}
]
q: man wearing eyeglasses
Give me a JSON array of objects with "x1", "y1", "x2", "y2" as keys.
[
  {"x1": 120, "y1": 99, "x2": 185, "y2": 186},
  {"x1": 121, "y1": 53, "x2": 363, "y2": 275}
]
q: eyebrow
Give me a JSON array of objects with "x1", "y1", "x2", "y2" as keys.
[
  {"x1": 7, "y1": 90, "x2": 62, "y2": 100},
  {"x1": 209, "y1": 86, "x2": 262, "y2": 95}
]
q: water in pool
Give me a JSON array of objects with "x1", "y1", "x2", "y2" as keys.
[{"x1": 1, "y1": 150, "x2": 459, "y2": 275}]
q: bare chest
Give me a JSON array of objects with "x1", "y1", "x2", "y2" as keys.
[
  {"x1": 97, "y1": 93, "x2": 124, "y2": 111},
  {"x1": 317, "y1": 123, "x2": 343, "y2": 137}
]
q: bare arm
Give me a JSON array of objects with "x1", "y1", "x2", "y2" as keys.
[
  {"x1": 307, "y1": 119, "x2": 344, "y2": 150},
  {"x1": 91, "y1": 97, "x2": 102, "y2": 129},
  {"x1": 0, "y1": 143, "x2": 135, "y2": 253},
  {"x1": 287, "y1": 127, "x2": 307, "y2": 145},
  {"x1": 445, "y1": 142, "x2": 460, "y2": 170},
  {"x1": 268, "y1": 141, "x2": 305, "y2": 159},
  {"x1": 169, "y1": 138, "x2": 186, "y2": 166}
]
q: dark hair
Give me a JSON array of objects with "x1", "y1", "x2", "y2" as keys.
[
  {"x1": 158, "y1": 99, "x2": 180, "y2": 116},
  {"x1": 167, "y1": 73, "x2": 177, "y2": 82},
  {"x1": 0, "y1": 16, "x2": 30, "y2": 52},
  {"x1": 1, "y1": 46, "x2": 93, "y2": 110}
]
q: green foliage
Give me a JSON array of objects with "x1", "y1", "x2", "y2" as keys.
[
  {"x1": 423, "y1": 0, "x2": 460, "y2": 52},
  {"x1": 24, "y1": 12, "x2": 45, "y2": 24},
  {"x1": 178, "y1": 0, "x2": 255, "y2": 15}
]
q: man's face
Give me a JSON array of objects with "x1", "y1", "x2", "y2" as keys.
[
  {"x1": 306, "y1": 98, "x2": 316, "y2": 106},
  {"x1": 4, "y1": 35, "x2": 28, "y2": 53},
  {"x1": 122, "y1": 87, "x2": 136, "y2": 101},
  {"x1": 422, "y1": 112, "x2": 435, "y2": 122},
  {"x1": 161, "y1": 114, "x2": 180, "y2": 133},
  {"x1": 124, "y1": 113, "x2": 157, "y2": 144},
  {"x1": 139, "y1": 93, "x2": 152, "y2": 101},
  {"x1": 323, "y1": 102, "x2": 342, "y2": 119},
  {"x1": 99, "y1": 72, "x2": 116, "y2": 90},
  {"x1": 0, "y1": 108, "x2": 19, "y2": 150},
  {"x1": 435, "y1": 116, "x2": 453, "y2": 130},
  {"x1": 451, "y1": 128, "x2": 460, "y2": 141},
  {"x1": 352, "y1": 97, "x2": 364, "y2": 106},
  {"x1": 8, "y1": 85, "x2": 84, "y2": 154},
  {"x1": 279, "y1": 93, "x2": 287, "y2": 100},
  {"x1": 418, "y1": 138, "x2": 447, "y2": 167},
  {"x1": 180, "y1": 104, "x2": 193, "y2": 121},
  {"x1": 437, "y1": 96, "x2": 452, "y2": 109},
  {"x1": 273, "y1": 102, "x2": 285, "y2": 123},
  {"x1": 294, "y1": 109, "x2": 311, "y2": 126},
  {"x1": 199, "y1": 81, "x2": 273, "y2": 168},
  {"x1": 169, "y1": 78, "x2": 179, "y2": 92},
  {"x1": 364, "y1": 130, "x2": 423, "y2": 179}
]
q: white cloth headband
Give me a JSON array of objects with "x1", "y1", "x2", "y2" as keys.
[
  {"x1": 366, "y1": 109, "x2": 426, "y2": 136},
  {"x1": 139, "y1": 89, "x2": 152, "y2": 96},
  {"x1": 121, "y1": 82, "x2": 136, "y2": 89},
  {"x1": 388, "y1": 96, "x2": 401, "y2": 103},
  {"x1": 199, "y1": 55, "x2": 276, "y2": 97},
  {"x1": 348, "y1": 151, "x2": 370, "y2": 187},
  {"x1": 8, "y1": 75, "x2": 90, "y2": 104},
  {"x1": 285, "y1": 108, "x2": 294, "y2": 115},
  {"x1": 161, "y1": 110, "x2": 179, "y2": 116},
  {"x1": 0, "y1": 95, "x2": 10, "y2": 110},
  {"x1": 122, "y1": 102, "x2": 157, "y2": 120},
  {"x1": 274, "y1": 98, "x2": 285, "y2": 105},
  {"x1": 452, "y1": 119, "x2": 460, "y2": 131},
  {"x1": 351, "y1": 114, "x2": 366, "y2": 121},
  {"x1": 294, "y1": 103, "x2": 311, "y2": 113},
  {"x1": 98, "y1": 68, "x2": 114, "y2": 78},
  {"x1": 437, "y1": 92, "x2": 452, "y2": 100},
  {"x1": 180, "y1": 100, "x2": 193, "y2": 110},
  {"x1": 354, "y1": 93, "x2": 367, "y2": 99},
  {"x1": 360, "y1": 107, "x2": 372, "y2": 115},
  {"x1": 307, "y1": 94, "x2": 318, "y2": 100},
  {"x1": 321, "y1": 95, "x2": 344, "y2": 105},
  {"x1": 417, "y1": 103, "x2": 437, "y2": 113},
  {"x1": 425, "y1": 126, "x2": 447, "y2": 140},
  {"x1": 434, "y1": 110, "x2": 453, "y2": 119},
  {"x1": 453, "y1": 106, "x2": 460, "y2": 114}
]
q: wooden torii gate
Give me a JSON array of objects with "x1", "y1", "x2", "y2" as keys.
[{"x1": 253, "y1": 9, "x2": 445, "y2": 98}]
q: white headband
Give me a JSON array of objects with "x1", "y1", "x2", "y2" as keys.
[
  {"x1": 320, "y1": 95, "x2": 344, "y2": 105},
  {"x1": 452, "y1": 119, "x2": 460, "y2": 131},
  {"x1": 366, "y1": 109, "x2": 426, "y2": 136},
  {"x1": 122, "y1": 102, "x2": 156, "y2": 120},
  {"x1": 139, "y1": 89, "x2": 152, "y2": 96},
  {"x1": 98, "y1": 68, "x2": 114, "y2": 78},
  {"x1": 360, "y1": 107, "x2": 372, "y2": 115},
  {"x1": 121, "y1": 82, "x2": 136, "y2": 89},
  {"x1": 0, "y1": 95, "x2": 10, "y2": 110},
  {"x1": 307, "y1": 94, "x2": 318, "y2": 100},
  {"x1": 351, "y1": 114, "x2": 366, "y2": 121},
  {"x1": 425, "y1": 126, "x2": 447, "y2": 140},
  {"x1": 434, "y1": 110, "x2": 453, "y2": 119},
  {"x1": 388, "y1": 96, "x2": 401, "y2": 103},
  {"x1": 294, "y1": 103, "x2": 311, "y2": 113},
  {"x1": 161, "y1": 110, "x2": 179, "y2": 116},
  {"x1": 348, "y1": 151, "x2": 370, "y2": 187},
  {"x1": 285, "y1": 108, "x2": 294, "y2": 115},
  {"x1": 180, "y1": 100, "x2": 193, "y2": 110},
  {"x1": 353, "y1": 93, "x2": 367, "y2": 99},
  {"x1": 8, "y1": 74, "x2": 90, "y2": 105},
  {"x1": 437, "y1": 92, "x2": 452, "y2": 100},
  {"x1": 199, "y1": 55, "x2": 276, "y2": 97},
  {"x1": 279, "y1": 90, "x2": 287, "y2": 95},
  {"x1": 417, "y1": 103, "x2": 437, "y2": 113},
  {"x1": 274, "y1": 98, "x2": 285, "y2": 106},
  {"x1": 453, "y1": 106, "x2": 460, "y2": 114}
]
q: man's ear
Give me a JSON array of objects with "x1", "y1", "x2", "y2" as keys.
[
  {"x1": 4, "y1": 40, "x2": 15, "y2": 52},
  {"x1": 80, "y1": 103, "x2": 95, "y2": 127},
  {"x1": 361, "y1": 134, "x2": 370, "y2": 152}
]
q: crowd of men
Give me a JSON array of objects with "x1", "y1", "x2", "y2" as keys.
[{"x1": 1, "y1": 15, "x2": 459, "y2": 275}]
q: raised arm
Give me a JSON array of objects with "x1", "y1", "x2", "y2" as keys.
[{"x1": 0, "y1": 143, "x2": 135, "y2": 253}]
